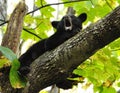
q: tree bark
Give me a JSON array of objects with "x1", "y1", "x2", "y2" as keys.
[
  {"x1": 1, "y1": 1, "x2": 27, "y2": 54},
  {"x1": 21, "y1": 6, "x2": 120, "y2": 93}
]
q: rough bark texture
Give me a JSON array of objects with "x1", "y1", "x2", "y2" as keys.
[
  {"x1": 1, "y1": 4, "x2": 120, "y2": 93},
  {"x1": 0, "y1": 1, "x2": 27, "y2": 93},
  {"x1": 21, "y1": 6, "x2": 120, "y2": 93},
  {"x1": 1, "y1": 1, "x2": 27, "y2": 54}
]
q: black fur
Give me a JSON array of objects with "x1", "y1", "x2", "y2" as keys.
[{"x1": 18, "y1": 13, "x2": 87, "y2": 89}]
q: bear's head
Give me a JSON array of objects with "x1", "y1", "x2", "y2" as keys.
[{"x1": 51, "y1": 13, "x2": 87, "y2": 34}]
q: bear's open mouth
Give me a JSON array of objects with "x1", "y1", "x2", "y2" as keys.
[{"x1": 64, "y1": 15, "x2": 72, "y2": 31}]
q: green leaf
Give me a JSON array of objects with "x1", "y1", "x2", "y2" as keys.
[
  {"x1": 101, "y1": 87, "x2": 116, "y2": 93},
  {"x1": 117, "y1": 82, "x2": 120, "y2": 87},
  {"x1": 118, "y1": 0, "x2": 120, "y2": 4},
  {"x1": 0, "y1": 46, "x2": 26, "y2": 88},
  {"x1": 73, "y1": 68, "x2": 87, "y2": 76},
  {"x1": 24, "y1": 15, "x2": 34, "y2": 24},
  {"x1": 0, "y1": 46, "x2": 17, "y2": 61},
  {"x1": 0, "y1": 57, "x2": 10, "y2": 68},
  {"x1": 10, "y1": 60, "x2": 27, "y2": 88},
  {"x1": 109, "y1": 38, "x2": 120, "y2": 49}
]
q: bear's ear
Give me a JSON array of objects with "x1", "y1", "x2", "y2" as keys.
[
  {"x1": 51, "y1": 21, "x2": 59, "y2": 28},
  {"x1": 78, "y1": 13, "x2": 87, "y2": 23}
]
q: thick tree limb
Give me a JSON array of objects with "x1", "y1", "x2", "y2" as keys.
[{"x1": 21, "y1": 6, "x2": 120, "y2": 93}]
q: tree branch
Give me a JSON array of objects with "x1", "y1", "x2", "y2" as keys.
[
  {"x1": 0, "y1": 20, "x2": 8, "y2": 26},
  {"x1": 105, "y1": 0, "x2": 113, "y2": 10},
  {"x1": 23, "y1": 28, "x2": 42, "y2": 39},
  {"x1": 21, "y1": 6, "x2": 120, "y2": 93},
  {"x1": 26, "y1": 0, "x2": 88, "y2": 15}
]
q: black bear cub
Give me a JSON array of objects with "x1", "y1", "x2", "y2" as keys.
[{"x1": 18, "y1": 13, "x2": 87, "y2": 89}]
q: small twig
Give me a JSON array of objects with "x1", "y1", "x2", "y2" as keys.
[
  {"x1": 105, "y1": 0, "x2": 113, "y2": 10},
  {"x1": 41, "y1": 0, "x2": 43, "y2": 7},
  {"x1": 0, "y1": 10, "x2": 6, "y2": 21},
  {"x1": 23, "y1": 28, "x2": 42, "y2": 39},
  {"x1": 111, "y1": 48, "x2": 120, "y2": 51},
  {"x1": 31, "y1": 0, "x2": 36, "y2": 16},
  {"x1": 0, "y1": 20, "x2": 8, "y2": 26},
  {"x1": 90, "y1": 0, "x2": 94, "y2": 6},
  {"x1": 27, "y1": 0, "x2": 88, "y2": 15},
  {"x1": 32, "y1": 22, "x2": 43, "y2": 30},
  {"x1": 0, "y1": 19, "x2": 6, "y2": 22}
]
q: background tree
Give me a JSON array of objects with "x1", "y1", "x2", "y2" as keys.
[
  {"x1": 0, "y1": 0, "x2": 7, "y2": 24},
  {"x1": 0, "y1": 0, "x2": 7, "y2": 44}
]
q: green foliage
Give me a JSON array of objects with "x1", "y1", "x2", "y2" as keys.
[
  {"x1": 0, "y1": 46, "x2": 17, "y2": 61},
  {"x1": 22, "y1": 0, "x2": 55, "y2": 41},
  {"x1": 62, "y1": 0, "x2": 118, "y2": 23},
  {"x1": 0, "y1": 46, "x2": 26, "y2": 88},
  {"x1": 74, "y1": 38, "x2": 120, "y2": 92},
  {"x1": 100, "y1": 87, "x2": 116, "y2": 93}
]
